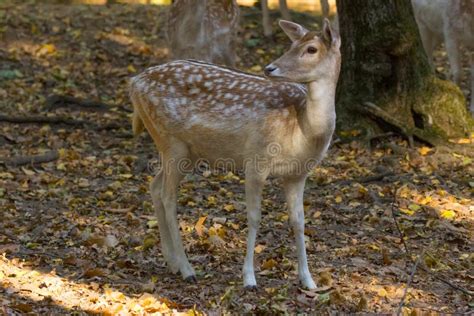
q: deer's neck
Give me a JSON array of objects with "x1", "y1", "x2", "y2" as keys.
[{"x1": 299, "y1": 79, "x2": 337, "y2": 141}]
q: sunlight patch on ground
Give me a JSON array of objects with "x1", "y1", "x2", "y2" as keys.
[
  {"x1": 0, "y1": 256, "x2": 194, "y2": 314},
  {"x1": 397, "y1": 185, "x2": 473, "y2": 221}
]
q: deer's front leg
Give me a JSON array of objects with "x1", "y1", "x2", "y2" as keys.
[
  {"x1": 242, "y1": 168, "x2": 267, "y2": 289},
  {"x1": 283, "y1": 175, "x2": 316, "y2": 289}
]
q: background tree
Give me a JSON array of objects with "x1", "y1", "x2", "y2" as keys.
[{"x1": 335, "y1": 0, "x2": 474, "y2": 145}]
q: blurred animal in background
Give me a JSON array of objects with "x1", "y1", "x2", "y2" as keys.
[
  {"x1": 412, "y1": 0, "x2": 474, "y2": 113},
  {"x1": 167, "y1": 0, "x2": 240, "y2": 67},
  {"x1": 261, "y1": 0, "x2": 290, "y2": 37},
  {"x1": 261, "y1": 0, "x2": 331, "y2": 37},
  {"x1": 320, "y1": 0, "x2": 330, "y2": 18}
]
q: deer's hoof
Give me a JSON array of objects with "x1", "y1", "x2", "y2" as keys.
[
  {"x1": 184, "y1": 275, "x2": 197, "y2": 283},
  {"x1": 244, "y1": 285, "x2": 257, "y2": 291}
]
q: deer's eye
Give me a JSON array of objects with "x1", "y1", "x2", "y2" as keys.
[{"x1": 307, "y1": 46, "x2": 318, "y2": 54}]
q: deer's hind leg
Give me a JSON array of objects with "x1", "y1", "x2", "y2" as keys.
[
  {"x1": 150, "y1": 171, "x2": 180, "y2": 274},
  {"x1": 160, "y1": 141, "x2": 196, "y2": 281}
]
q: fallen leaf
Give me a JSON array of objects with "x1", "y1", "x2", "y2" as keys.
[
  {"x1": 262, "y1": 258, "x2": 277, "y2": 270},
  {"x1": 254, "y1": 244, "x2": 266, "y2": 254},
  {"x1": 418, "y1": 146, "x2": 432, "y2": 156},
  {"x1": 195, "y1": 216, "x2": 207, "y2": 237},
  {"x1": 440, "y1": 209, "x2": 455, "y2": 220},
  {"x1": 104, "y1": 234, "x2": 119, "y2": 248}
]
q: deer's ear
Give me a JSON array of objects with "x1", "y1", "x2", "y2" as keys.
[
  {"x1": 322, "y1": 18, "x2": 340, "y2": 49},
  {"x1": 278, "y1": 20, "x2": 309, "y2": 42}
]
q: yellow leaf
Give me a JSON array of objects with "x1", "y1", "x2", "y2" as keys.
[
  {"x1": 207, "y1": 196, "x2": 217, "y2": 207},
  {"x1": 418, "y1": 146, "x2": 432, "y2": 156},
  {"x1": 377, "y1": 288, "x2": 388, "y2": 297},
  {"x1": 368, "y1": 244, "x2": 380, "y2": 251},
  {"x1": 440, "y1": 209, "x2": 455, "y2": 220},
  {"x1": 335, "y1": 196, "x2": 343, "y2": 203},
  {"x1": 143, "y1": 237, "x2": 156, "y2": 250},
  {"x1": 229, "y1": 222, "x2": 239, "y2": 230},
  {"x1": 119, "y1": 173, "x2": 133, "y2": 179},
  {"x1": 223, "y1": 204, "x2": 234, "y2": 212},
  {"x1": 408, "y1": 204, "x2": 421, "y2": 212},
  {"x1": 399, "y1": 208, "x2": 414, "y2": 216},
  {"x1": 261, "y1": 258, "x2": 277, "y2": 270},
  {"x1": 111, "y1": 304, "x2": 124, "y2": 314},
  {"x1": 139, "y1": 293, "x2": 157, "y2": 307},
  {"x1": 37, "y1": 43, "x2": 56, "y2": 56},
  {"x1": 109, "y1": 290, "x2": 125, "y2": 300},
  {"x1": 254, "y1": 244, "x2": 266, "y2": 254},
  {"x1": 0, "y1": 172, "x2": 14, "y2": 179},
  {"x1": 250, "y1": 65, "x2": 262, "y2": 72},
  {"x1": 195, "y1": 216, "x2": 207, "y2": 237},
  {"x1": 147, "y1": 220, "x2": 158, "y2": 229},
  {"x1": 419, "y1": 196, "x2": 432, "y2": 205},
  {"x1": 58, "y1": 148, "x2": 68, "y2": 159},
  {"x1": 128, "y1": 64, "x2": 137, "y2": 73},
  {"x1": 449, "y1": 138, "x2": 471, "y2": 144}
]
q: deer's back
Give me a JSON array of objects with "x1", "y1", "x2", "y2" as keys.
[
  {"x1": 130, "y1": 60, "x2": 307, "y2": 164},
  {"x1": 131, "y1": 60, "x2": 306, "y2": 130}
]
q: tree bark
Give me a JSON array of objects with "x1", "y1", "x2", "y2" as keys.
[{"x1": 335, "y1": 0, "x2": 473, "y2": 145}]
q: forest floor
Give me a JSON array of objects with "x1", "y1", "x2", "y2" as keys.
[{"x1": 0, "y1": 2, "x2": 473, "y2": 315}]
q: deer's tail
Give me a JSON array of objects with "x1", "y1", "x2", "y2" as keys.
[
  {"x1": 129, "y1": 76, "x2": 146, "y2": 136},
  {"x1": 132, "y1": 106, "x2": 145, "y2": 136}
]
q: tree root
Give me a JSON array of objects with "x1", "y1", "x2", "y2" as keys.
[
  {"x1": 0, "y1": 114, "x2": 128, "y2": 133},
  {"x1": 359, "y1": 102, "x2": 443, "y2": 146},
  {"x1": 0, "y1": 114, "x2": 86, "y2": 126},
  {"x1": 321, "y1": 171, "x2": 397, "y2": 187},
  {"x1": 0, "y1": 150, "x2": 59, "y2": 167},
  {"x1": 45, "y1": 94, "x2": 132, "y2": 113},
  {"x1": 397, "y1": 250, "x2": 425, "y2": 315}
]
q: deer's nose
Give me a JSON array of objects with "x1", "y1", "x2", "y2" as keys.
[{"x1": 264, "y1": 65, "x2": 278, "y2": 76}]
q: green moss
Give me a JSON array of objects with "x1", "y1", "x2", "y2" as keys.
[{"x1": 411, "y1": 77, "x2": 474, "y2": 139}]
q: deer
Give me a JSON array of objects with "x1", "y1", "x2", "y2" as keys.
[
  {"x1": 412, "y1": 0, "x2": 474, "y2": 113},
  {"x1": 262, "y1": 0, "x2": 331, "y2": 37},
  {"x1": 130, "y1": 19, "x2": 341, "y2": 289},
  {"x1": 167, "y1": 0, "x2": 240, "y2": 67}
]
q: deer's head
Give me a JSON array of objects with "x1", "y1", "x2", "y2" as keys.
[{"x1": 264, "y1": 19, "x2": 341, "y2": 84}]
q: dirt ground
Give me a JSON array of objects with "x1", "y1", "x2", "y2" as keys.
[{"x1": 0, "y1": 2, "x2": 473, "y2": 315}]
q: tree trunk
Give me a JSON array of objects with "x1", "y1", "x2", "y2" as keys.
[{"x1": 335, "y1": 0, "x2": 473, "y2": 145}]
